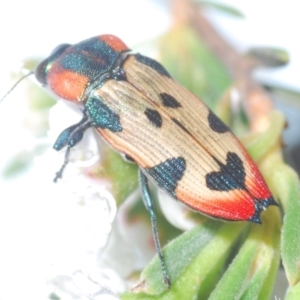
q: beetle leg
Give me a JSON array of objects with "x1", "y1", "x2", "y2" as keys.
[
  {"x1": 53, "y1": 111, "x2": 92, "y2": 182},
  {"x1": 139, "y1": 169, "x2": 171, "y2": 289}
]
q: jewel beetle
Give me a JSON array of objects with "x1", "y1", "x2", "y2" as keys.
[{"x1": 4, "y1": 34, "x2": 278, "y2": 288}]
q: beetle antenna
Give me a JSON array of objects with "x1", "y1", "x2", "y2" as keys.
[{"x1": 0, "y1": 71, "x2": 34, "y2": 103}]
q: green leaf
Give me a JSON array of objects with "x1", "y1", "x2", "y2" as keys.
[
  {"x1": 121, "y1": 221, "x2": 246, "y2": 299},
  {"x1": 196, "y1": 1, "x2": 244, "y2": 18},
  {"x1": 209, "y1": 208, "x2": 280, "y2": 300},
  {"x1": 276, "y1": 164, "x2": 300, "y2": 286},
  {"x1": 286, "y1": 281, "x2": 300, "y2": 300},
  {"x1": 247, "y1": 47, "x2": 289, "y2": 68},
  {"x1": 246, "y1": 113, "x2": 300, "y2": 293},
  {"x1": 241, "y1": 111, "x2": 285, "y2": 162}
]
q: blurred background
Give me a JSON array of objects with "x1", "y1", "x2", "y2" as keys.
[{"x1": 0, "y1": 1, "x2": 299, "y2": 299}]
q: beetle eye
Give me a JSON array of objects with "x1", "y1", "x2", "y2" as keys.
[
  {"x1": 34, "y1": 59, "x2": 49, "y2": 85},
  {"x1": 34, "y1": 43, "x2": 71, "y2": 86}
]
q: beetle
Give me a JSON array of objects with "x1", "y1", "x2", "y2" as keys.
[{"x1": 4, "y1": 34, "x2": 277, "y2": 288}]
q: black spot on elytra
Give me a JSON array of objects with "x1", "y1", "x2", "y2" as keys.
[
  {"x1": 206, "y1": 152, "x2": 246, "y2": 191},
  {"x1": 85, "y1": 95, "x2": 122, "y2": 132},
  {"x1": 160, "y1": 93, "x2": 182, "y2": 108},
  {"x1": 145, "y1": 157, "x2": 186, "y2": 198},
  {"x1": 172, "y1": 118, "x2": 190, "y2": 135},
  {"x1": 145, "y1": 108, "x2": 162, "y2": 128},
  {"x1": 134, "y1": 54, "x2": 171, "y2": 78},
  {"x1": 208, "y1": 110, "x2": 230, "y2": 133}
]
